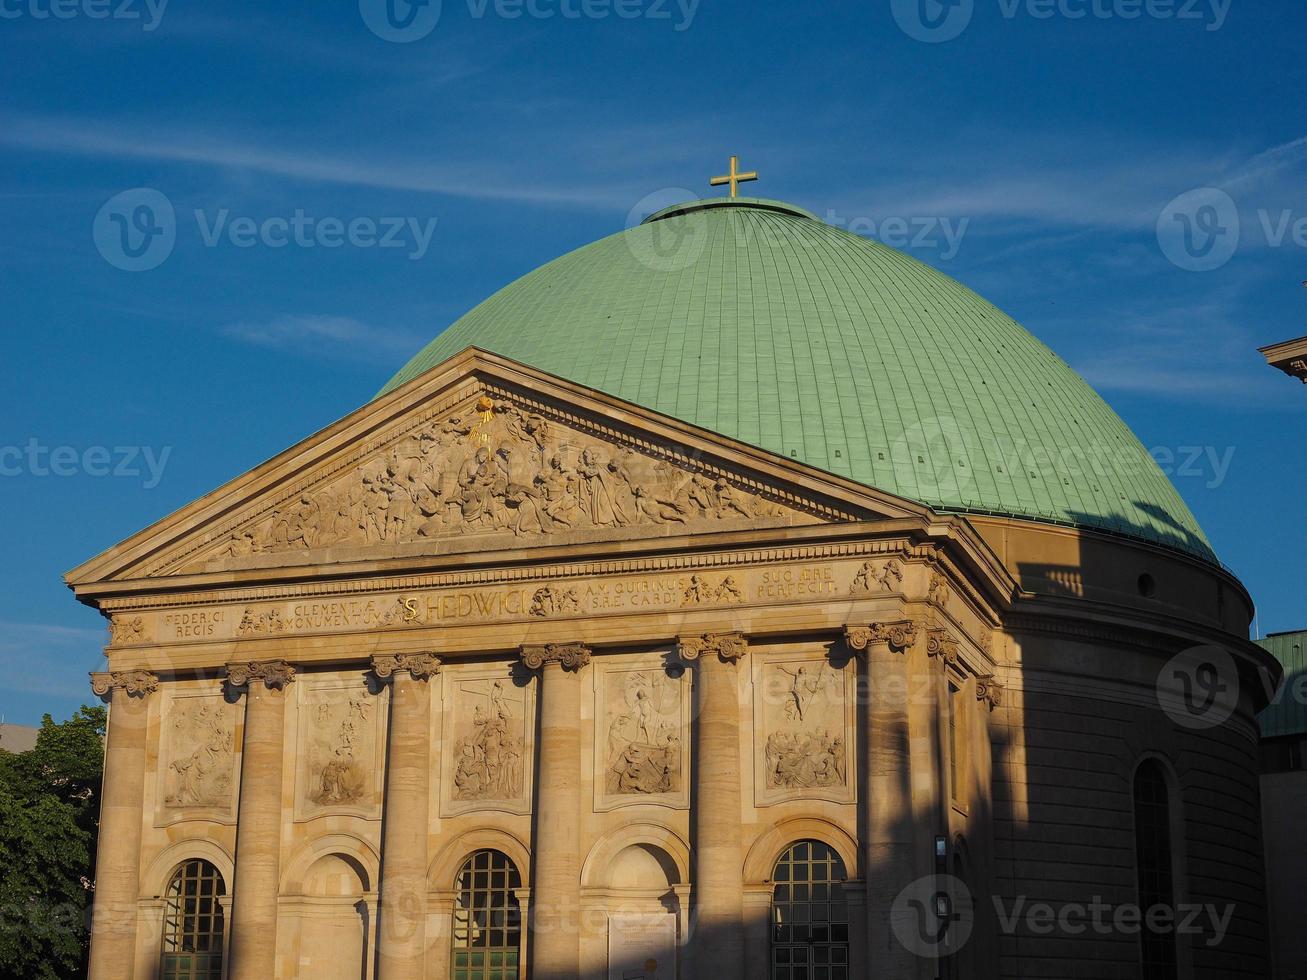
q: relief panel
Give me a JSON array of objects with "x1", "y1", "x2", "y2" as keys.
[
  {"x1": 440, "y1": 666, "x2": 535, "y2": 817},
  {"x1": 294, "y1": 679, "x2": 385, "y2": 821},
  {"x1": 753, "y1": 651, "x2": 856, "y2": 807},
  {"x1": 594, "y1": 656, "x2": 691, "y2": 812},
  {"x1": 155, "y1": 691, "x2": 239, "y2": 826}
]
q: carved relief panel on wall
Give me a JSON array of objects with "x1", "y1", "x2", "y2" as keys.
[
  {"x1": 753, "y1": 651, "x2": 856, "y2": 807},
  {"x1": 295, "y1": 680, "x2": 385, "y2": 821},
  {"x1": 441, "y1": 668, "x2": 535, "y2": 817},
  {"x1": 594, "y1": 657, "x2": 691, "y2": 812},
  {"x1": 164, "y1": 390, "x2": 820, "y2": 575},
  {"x1": 156, "y1": 692, "x2": 239, "y2": 826}
]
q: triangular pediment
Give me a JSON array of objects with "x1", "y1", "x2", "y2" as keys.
[{"x1": 67, "y1": 348, "x2": 928, "y2": 592}]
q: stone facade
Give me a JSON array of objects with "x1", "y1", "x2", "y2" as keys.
[{"x1": 70, "y1": 350, "x2": 1280, "y2": 979}]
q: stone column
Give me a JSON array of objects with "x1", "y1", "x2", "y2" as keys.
[
  {"x1": 680, "y1": 632, "x2": 748, "y2": 980},
  {"x1": 87, "y1": 670, "x2": 159, "y2": 980},
  {"x1": 521, "y1": 643, "x2": 590, "y2": 980},
  {"x1": 373, "y1": 653, "x2": 441, "y2": 980},
  {"x1": 226, "y1": 660, "x2": 295, "y2": 980},
  {"x1": 846, "y1": 623, "x2": 919, "y2": 976}
]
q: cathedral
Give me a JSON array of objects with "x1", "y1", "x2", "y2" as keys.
[{"x1": 71, "y1": 176, "x2": 1279, "y2": 979}]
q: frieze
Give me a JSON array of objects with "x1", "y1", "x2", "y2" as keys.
[{"x1": 849, "y1": 558, "x2": 903, "y2": 595}]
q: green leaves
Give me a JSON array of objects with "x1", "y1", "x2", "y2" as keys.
[{"x1": 0, "y1": 705, "x2": 105, "y2": 979}]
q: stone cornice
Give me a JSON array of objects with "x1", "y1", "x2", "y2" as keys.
[
  {"x1": 844, "y1": 621, "x2": 918, "y2": 655},
  {"x1": 678, "y1": 632, "x2": 748, "y2": 664},
  {"x1": 520, "y1": 643, "x2": 592, "y2": 672},
  {"x1": 225, "y1": 660, "x2": 296, "y2": 690},
  {"x1": 90, "y1": 670, "x2": 159, "y2": 699},
  {"x1": 371, "y1": 653, "x2": 441, "y2": 681}
]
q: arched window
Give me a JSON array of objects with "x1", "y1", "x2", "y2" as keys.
[
  {"x1": 450, "y1": 849, "x2": 523, "y2": 980},
  {"x1": 770, "y1": 840, "x2": 850, "y2": 980},
  {"x1": 159, "y1": 859, "x2": 225, "y2": 980},
  {"x1": 1134, "y1": 760, "x2": 1178, "y2": 980}
]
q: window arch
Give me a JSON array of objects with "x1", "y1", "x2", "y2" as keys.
[
  {"x1": 450, "y1": 848, "x2": 523, "y2": 980},
  {"x1": 770, "y1": 839, "x2": 850, "y2": 980},
  {"x1": 159, "y1": 859, "x2": 225, "y2": 980},
  {"x1": 1133, "y1": 759, "x2": 1178, "y2": 980}
]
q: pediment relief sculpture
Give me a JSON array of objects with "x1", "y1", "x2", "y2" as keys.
[{"x1": 164, "y1": 392, "x2": 830, "y2": 574}]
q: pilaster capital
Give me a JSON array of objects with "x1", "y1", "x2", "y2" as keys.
[
  {"x1": 225, "y1": 660, "x2": 296, "y2": 690},
  {"x1": 90, "y1": 669, "x2": 159, "y2": 700},
  {"x1": 520, "y1": 643, "x2": 591, "y2": 672},
  {"x1": 844, "y1": 621, "x2": 917, "y2": 655},
  {"x1": 926, "y1": 628, "x2": 961, "y2": 667},
  {"x1": 976, "y1": 675, "x2": 1004, "y2": 709},
  {"x1": 372, "y1": 653, "x2": 441, "y2": 681},
  {"x1": 677, "y1": 631, "x2": 748, "y2": 665}
]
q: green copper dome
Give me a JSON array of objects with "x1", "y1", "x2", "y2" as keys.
[{"x1": 380, "y1": 197, "x2": 1213, "y2": 561}]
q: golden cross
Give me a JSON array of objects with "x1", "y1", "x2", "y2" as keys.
[{"x1": 710, "y1": 155, "x2": 758, "y2": 198}]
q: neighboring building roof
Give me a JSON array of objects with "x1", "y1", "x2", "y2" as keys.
[
  {"x1": 1258, "y1": 630, "x2": 1307, "y2": 738},
  {"x1": 0, "y1": 722, "x2": 39, "y2": 754},
  {"x1": 1259, "y1": 335, "x2": 1307, "y2": 384},
  {"x1": 380, "y1": 196, "x2": 1214, "y2": 561}
]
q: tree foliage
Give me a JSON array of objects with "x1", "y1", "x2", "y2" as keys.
[{"x1": 0, "y1": 706, "x2": 106, "y2": 979}]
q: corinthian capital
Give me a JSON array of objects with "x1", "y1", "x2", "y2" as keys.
[
  {"x1": 372, "y1": 653, "x2": 441, "y2": 681},
  {"x1": 226, "y1": 660, "x2": 296, "y2": 690},
  {"x1": 844, "y1": 621, "x2": 917, "y2": 655},
  {"x1": 677, "y1": 632, "x2": 748, "y2": 664},
  {"x1": 926, "y1": 629, "x2": 961, "y2": 667},
  {"x1": 520, "y1": 643, "x2": 592, "y2": 672},
  {"x1": 90, "y1": 670, "x2": 159, "y2": 700},
  {"x1": 976, "y1": 675, "x2": 1004, "y2": 709}
]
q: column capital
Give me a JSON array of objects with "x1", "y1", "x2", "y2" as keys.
[
  {"x1": 926, "y1": 628, "x2": 961, "y2": 668},
  {"x1": 976, "y1": 675, "x2": 1004, "y2": 709},
  {"x1": 678, "y1": 631, "x2": 747, "y2": 664},
  {"x1": 371, "y1": 652, "x2": 441, "y2": 681},
  {"x1": 90, "y1": 669, "x2": 159, "y2": 700},
  {"x1": 844, "y1": 621, "x2": 917, "y2": 655},
  {"x1": 520, "y1": 642, "x2": 591, "y2": 672},
  {"x1": 225, "y1": 660, "x2": 295, "y2": 690}
]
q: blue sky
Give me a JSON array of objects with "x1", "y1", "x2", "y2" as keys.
[{"x1": 0, "y1": 0, "x2": 1303, "y2": 725}]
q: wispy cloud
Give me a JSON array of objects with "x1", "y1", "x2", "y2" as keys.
[
  {"x1": 220, "y1": 314, "x2": 425, "y2": 363},
  {"x1": 0, "y1": 113, "x2": 632, "y2": 209}
]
